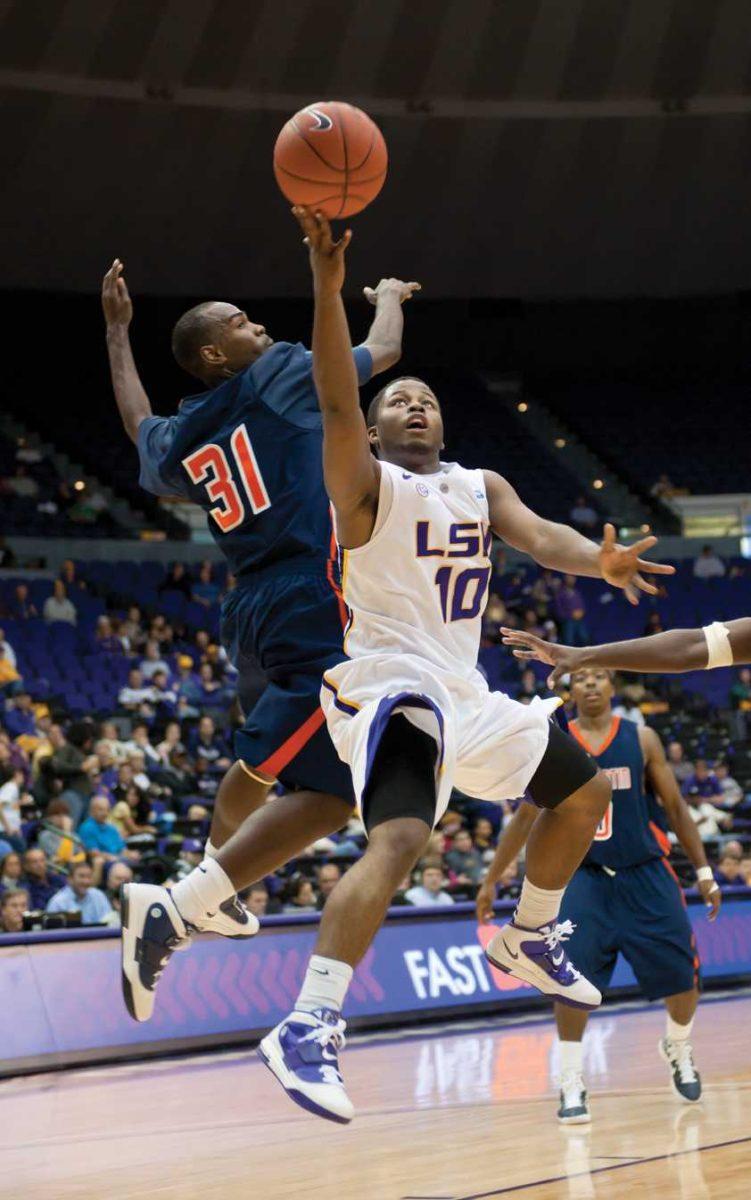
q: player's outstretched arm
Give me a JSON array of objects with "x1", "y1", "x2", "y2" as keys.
[
  {"x1": 295, "y1": 207, "x2": 380, "y2": 548},
  {"x1": 475, "y1": 804, "x2": 538, "y2": 923},
  {"x1": 502, "y1": 617, "x2": 751, "y2": 687},
  {"x1": 102, "y1": 259, "x2": 153, "y2": 444},
  {"x1": 641, "y1": 726, "x2": 721, "y2": 921},
  {"x1": 483, "y1": 471, "x2": 674, "y2": 605},
  {"x1": 359, "y1": 277, "x2": 421, "y2": 375}
]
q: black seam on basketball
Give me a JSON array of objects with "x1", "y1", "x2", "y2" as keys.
[
  {"x1": 345, "y1": 166, "x2": 388, "y2": 186},
  {"x1": 275, "y1": 162, "x2": 345, "y2": 187},
  {"x1": 350, "y1": 123, "x2": 376, "y2": 173},
  {"x1": 289, "y1": 115, "x2": 346, "y2": 173},
  {"x1": 336, "y1": 101, "x2": 349, "y2": 219}
]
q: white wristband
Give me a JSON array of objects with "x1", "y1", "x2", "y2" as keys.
[
  {"x1": 696, "y1": 866, "x2": 714, "y2": 883},
  {"x1": 703, "y1": 621, "x2": 733, "y2": 669}
]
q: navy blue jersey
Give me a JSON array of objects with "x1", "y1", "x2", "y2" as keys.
[
  {"x1": 138, "y1": 341, "x2": 372, "y2": 579},
  {"x1": 569, "y1": 716, "x2": 663, "y2": 869}
]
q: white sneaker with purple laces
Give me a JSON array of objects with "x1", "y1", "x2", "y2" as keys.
[
  {"x1": 485, "y1": 918, "x2": 601, "y2": 1009},
  {"x1": 258, "y1": 1007, "x2": 353, "y2": 1124}
]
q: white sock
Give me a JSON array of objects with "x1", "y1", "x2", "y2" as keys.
[
  {"x1": 203, "y1": 839, "x2": 220, "y2": 860},
  {"x1": 170, "y1": 857, "x2": 234, "y2": 926},
  {"x1": 515, "y1": 878, "x2": 565, "y2": 929},
  {"x1": 295, "y1": 955, "x2": 353, "y2": 1015},
  {"x1": 559, "y1": 1039, "x2": 584, "y2": 1076},
  {"x1": 666, "y1": 1013, "x2": 694, "y2": 1044}
]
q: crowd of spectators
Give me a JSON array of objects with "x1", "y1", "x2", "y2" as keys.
[
  {"x1": 0, "y1": 552, "x2": 749, "y2": 935},
  {"x1": 0, "y1": 433, "x2": 117, "y2": 538}
]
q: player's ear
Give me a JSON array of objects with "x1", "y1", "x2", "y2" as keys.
[
  {"x1": 200, "y1": 343, "x2": 225, "y2": 368},
  {"x1": 367, "y1": 426, "x2": 379, "y2": 450}
]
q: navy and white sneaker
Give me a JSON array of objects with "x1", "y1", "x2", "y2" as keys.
[
  {"x1": 557, "y1": 1071, "x2": 591, "y2": 1124},
  {"x1": 659, "y1": 1037, "x2": 702, "y2": 1103},
  {"x1": 199, "y1": 893, "x2": 260, "y2": 939},
  {"x1": 121, "y1": 884, "x2": 191, "y2": 1022},
  {"x1": 485, "y1": 918, "x2": 601, "y2": 1009},
  {"x1": 258, "y1": 1007, "x2": 353, "y2": 1124}
]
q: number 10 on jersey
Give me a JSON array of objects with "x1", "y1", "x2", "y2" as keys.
[{"x1": 434, "y1": 565, "x2": 491, "y2": 623}]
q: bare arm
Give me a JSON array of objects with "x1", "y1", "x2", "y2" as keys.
[
  {"x1": 484, "y1": 470, "x2": 674, "y2": 606},
  {"x1": 102, "y1": 260, "x2": 152, "y2": 444},
  {"x1": 295, "y1": 208, "x2": 380, "y2": 548},
  {"x1": 475, "y1": 804, "x2": 538, "y2": 922},
  {"x1": 502, "y1": 617, "x2": 751, "y2": 688},
  {"x1": 640, "y1": 726, "x2": 721, "y2": 921},
  {"x1": 359, "y1": 278, "x2": 421, "y2": 375}
]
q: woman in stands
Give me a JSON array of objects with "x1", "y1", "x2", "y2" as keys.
[{"x1": 501, "y1": 618, "x2": 751, "y2": 686}]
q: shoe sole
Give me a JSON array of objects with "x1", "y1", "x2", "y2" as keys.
[
  {"x1": 257, "y1": 1035, "x2": 352, "y2": 1125},
  {"x1": 657, "y1": 1038, "x2": 702, "y2": 1104},
  {"x1": 485, "y1": 946, "x2": 600, "y2": 1011},
  {"x1": 558, "y1": 1112, "x2": 592, "y2": 1125}
]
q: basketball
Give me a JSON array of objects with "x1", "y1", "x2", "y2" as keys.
[{"x1": 273, "y1": 101, "x2": 388, "y2": 219}]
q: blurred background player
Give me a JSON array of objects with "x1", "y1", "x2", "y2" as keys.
[
  {"x1": 102, "y1": 258, "x2": 420, "y2": 1018},
  {"x1": 477, "y1": 667, "x2": 721, "y2": 1124}
]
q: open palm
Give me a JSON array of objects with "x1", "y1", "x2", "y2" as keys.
[{"x1": 598, "y1": 523, "x2": 674, "y2": 605}]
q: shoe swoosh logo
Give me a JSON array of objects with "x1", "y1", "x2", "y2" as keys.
[
  {"x1": 310, "y1": 968, "x2": 330, "y2": 976},
  {"x1": 503, "y1": 941, "x2": 519, "y2": 960}
]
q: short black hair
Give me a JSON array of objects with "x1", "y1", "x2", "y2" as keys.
[
  {"x1": 171, "y1": 302, "x2": 223, "y2": 378},
  {"x1": 365, "y1": 376, "x2": 433, "y2": 427}
]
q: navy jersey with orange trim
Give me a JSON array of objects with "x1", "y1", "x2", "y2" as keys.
[
  {"x1": 137, "y1": 342, "x2": 372, "y2": 580},
  {"x1": 569, "y1": 716, "x2": 663, "y2": 869}
]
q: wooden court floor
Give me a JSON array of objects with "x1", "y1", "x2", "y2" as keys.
[{"x1": 3, "y1": 992, "x2": 750, "y2": 1200}]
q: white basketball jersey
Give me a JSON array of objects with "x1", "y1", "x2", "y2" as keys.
[{"x1": 340, "y1": 460, "x2": 491, "y2": 678}]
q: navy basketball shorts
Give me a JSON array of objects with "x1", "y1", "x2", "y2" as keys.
[
  {"x1": 560, "y1": 858, "x2": 699, "y2": 1001},
  {"x1": 221, "y1": 568, "x2": 355, "y2": 804}
]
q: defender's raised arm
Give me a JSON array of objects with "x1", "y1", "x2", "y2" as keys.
[{"x1": 102, "y1": 259, "x2": 153, "y2": 444}]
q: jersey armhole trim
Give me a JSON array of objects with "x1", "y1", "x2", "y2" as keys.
[{"x1": 338, "y1": 461, "x2": 398, "y2": 559}]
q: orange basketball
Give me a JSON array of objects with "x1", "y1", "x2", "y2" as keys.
[{"x1": 273, "y1": 101, "x2": 388, "y2": 219}]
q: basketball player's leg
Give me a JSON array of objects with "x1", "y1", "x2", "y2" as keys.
[
  {"x1": 258, "y1": 714, "x2": 438, "y2": 1123},
  {"x1": 208, "y1": 760, "x2": 272, "y2": 850},
  {"x1": 555, "y1": 1005, "x2": 591, "y2": 1125},
  {"x1": 474, "y1": 720, "x2": 609, "y2": 1006}
]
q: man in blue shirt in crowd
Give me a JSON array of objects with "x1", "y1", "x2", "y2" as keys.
[
  {"x1": 21, "y1": 847, "x2": 66, "y2": 910},
  {"x1": 103, "y1": 255, "x2": 419, "y2": 1019},
  {"x1": 46, "y1": 861, "x2": 112, "y2": 925},
  {"x1": 77, "y1": 796, "x2": 126, "y2": 858}
]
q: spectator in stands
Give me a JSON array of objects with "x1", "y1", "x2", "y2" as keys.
[
  {"x1": 156, "y1": 720, "x2": 184, "y2": 765},
  {"x1": 150, "y1": 670, "x2": 178, "y2": 717},
  {"x1": 0, "y1": 630, "x2": 22, "y2": 697},
  {"x1": 569, "y1": 496, "x2": 598, "y2": 532},
  {"x1": 20, "y1": 847, "x2": 65, "y2": 909},
  {"x1": 171, "y1": 839, "x2": 204, "y2": 881},
  {"x1": 405, "y1": 857, "x2": 455, "y2": 907},
  {"x1": 45, "y1": 723, "x2": 100, "y2": 825},
  {"x1": 482, "y1": 593, "x2": 508, "y2": 645},
  {"x1": 195, "y1": 662, "x2": 231, "y2": 708},
  {"x1": 8, "y1": 583, "x2": 37, "y2": 621},
  {"x1": 496, "y1": 857, "x2": 523, "y2": 898},
  {"x1": 118, "y1": 669, "x2": 156, "y2": 713},
  {"x1": 729, "y1": 667, "x2": 751, "y2": 740},
  {"x1": 105, "y1": 860, "x2": 133, "y2": 902},
  {"x1": 59, "y1": 559, "x2": 86, "y2": 594},
  {"x1": 159, "y1": 563, "x2": 192, "y2": 598},
  {"x1": 120, "y1": 605, "x2": 146, "y2": 654},
  {"x1": 472, "y1": 817, "x2": 496, "y2": 857},
  {"x1": 316, "y1": 862, "x2": 342, "y2": 908},
  {"x1": 192, "y1": 562, "x2": 221, "y2": 608},
  {"x1": 613, "y1": 682, "x2": 646, "y2": 727},
  {"x1": 140, "y1": 639, "x2": 170, "y2": 681},
  {"x1": 246, "y1": 882, "x2": 269, "y2": 918},
  {"x1": 93, "y1": 615, "x2": 125, "y2": 654},
  {"x1": 77, "y1": 795, "x2": 125, "y2": 859},
  {"x1": 682, "y1": 759, "x2": 723, "y2": 801},
  {"x1": 3, "y1": 464, "x2": 39, "y2": 499},
  {"x1": 0, "y1": 766, "x2": 26, "y2": 850},
  {"x1": 111, "y1": 784, "x2": 154, "y2": 838},
  {"x1": 445, "y1": 827, "x2": 484, "y2": 886},
  {"x1": 714, "y1": 850, "x2": 746, "y2": 887},
  {"x1": 43, "y1": 580, "x2": 77, "y2": 625},
  {"x1": 0, "y1": 887, "x2": 29, "y2": 933},
  {"x1": 517, "y1": 668, "x2": 545, "y2": 704},
  {"x1": 4, "y1": 692, "x2": 37, "y2": 739},
  {"x1": 281, "y1": 873, "x2": 318, "y2": 913},
  {"x1": 693, "y1": 544, "x2": 726, "y2": 580},
  {"x1": 667, "y1": 741, "x2": 693, "y2": 785},
  {"x1": 46, "y1": 861, "x2": 112, "y2": 924},
  {"x1": 684, "y1": 795, "x2": 733, "y2": 841},
  {"x1": 740, "y1": 857, "x2": 751, "y2": 886},
  {"x1": 714, "y1": 762, "x2": 744, "y2": 808},
  {"x1": 124, "y1": 722, "x2": 161, "y2": 767},
  {"x1": 190, "y1": 716, "x2": 232, "y2": 773},
  {"x1": 37, "y1": 798, "x2": 78, "y2": 867},
  {"x1": 643, "y1": 612, "x2": 664, "y2": 637},
  {"x1": 0, "y1": 850, "x2": 23, "y2": 891},
  {"x1": 555, "y1": 575, "x2": 589, "y2": 646},
  {"x1": 650, "y1": 473, "x2": 678, "y2": 500}
]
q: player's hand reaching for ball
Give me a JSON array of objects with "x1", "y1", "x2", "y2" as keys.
[
  {"x1": 102, "y1": 259, "x2": 133, "y2": 329},
  {"x1": 598, "y1": 523, "x2": 675, "y2": 606},
  {"x1": 293, "y1": 206, "x2": 351, "y2": 296},
  {"x1": 363, "y1": 279, "x2": 421, "y2": 306}
]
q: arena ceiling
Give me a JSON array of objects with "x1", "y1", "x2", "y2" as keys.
[{"x1": 2, "y1": 0, "x2": 751, "y2": 299}]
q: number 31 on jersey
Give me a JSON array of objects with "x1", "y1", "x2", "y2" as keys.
[{"x1": 182, "y1": 424, "x2": 270, "y2": 533}]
